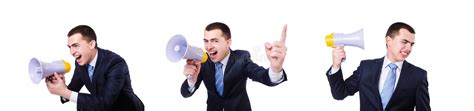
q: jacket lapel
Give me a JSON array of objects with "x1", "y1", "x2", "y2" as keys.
[
  {"x1": 223, "y1": 51, "x2": 234, "y2": 83},
  {"x1": 207, "y1": 61, "x2": 218, "y2": 96},
  {"x1": 372, "y1": 57, "x2": 384, "y2": 110},
  {"x1": 89, "y1": 48, "x2": 102, "y2": 94}
]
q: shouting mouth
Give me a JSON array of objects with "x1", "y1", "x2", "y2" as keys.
[
  {"x1": 208, "y1": 51, "x2": 217, "y2": 58},
  {"x1": 74, "y1": 55, "x2": 82, "y2": 62}
]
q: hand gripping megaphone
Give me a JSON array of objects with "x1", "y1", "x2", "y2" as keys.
[
  {"x1": 325, "y1": 28, "x2": 364, "y2": 49},
  {"x1": 28, "y1": 58, "x2": 71, "y2": 84},
  {"x1": 166, "y1": 34, "x2": 208, "y2": 84}
]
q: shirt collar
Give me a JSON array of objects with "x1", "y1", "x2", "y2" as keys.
[
  {"x1": 89, "y1": 50, "x2": 98, "y2": 67},
  {"x1": 383, "y1": 55, "x2": 403, "y2": 69}
]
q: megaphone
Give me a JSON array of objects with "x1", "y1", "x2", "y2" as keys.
[
  {"x1": 28, "y1": 58, "x2": 71, "y2": 84},
  {"x1": 166, "y1": 34, "x2": 208, "y2": 63},
  {"x1": 325, "y1": 28, "x2": 364, "y2": 49},
  {"x1": 166, "y1": 34, "x2": 208, "y2": 85}
]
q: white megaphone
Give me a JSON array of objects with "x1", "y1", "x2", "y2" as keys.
[
  {"x1": 166, "y1": 34, "x2": 208, "y2": 84},
  {"x1": 325, "y1": 28, "x2": 364, "y2": 49},
  {"x1": 28, "y1": 58, "x2": 71, "y2": 84},
  {"x1": 166, "y1": 34, "x2": 208, "y2": 63}
]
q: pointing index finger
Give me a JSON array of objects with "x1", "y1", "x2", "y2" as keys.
[{"x1": 280, "y1": 24, "x2": 287, "y2": 44}]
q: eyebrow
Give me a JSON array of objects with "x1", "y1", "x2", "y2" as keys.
[
  {"x1": 402, "y1": 39, "x2": 415, "y2": 45},
  {"x1": 203, "y1": 38, "x2": 219, "y2": 41},
  {"x1": 67, "y1": 43, "x2": 78, "y2": 48}
]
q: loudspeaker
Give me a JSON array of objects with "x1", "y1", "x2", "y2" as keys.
[
  {"x1": 325, "y1": 28, "x2": 364, "y2": 49},
  {"x1": 166, "y1": 34, "x2": 208, "y2": 63},
  {"x1": 166, "y1": 34, "x2": 208, "y2": 85},
  {"x1": 28, "y1": 58, "x2": 71, "y2": 84}
]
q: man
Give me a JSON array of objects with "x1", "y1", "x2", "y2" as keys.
[
  {"x1": 326, "y1": 22, "x2": 430, "y2": 111},
  {"x1": 46, "y1": 25, "x2": 144, "y2": 111},
  {"x1": 180, "y1": 22, "x2": 288, "y2": 111}
]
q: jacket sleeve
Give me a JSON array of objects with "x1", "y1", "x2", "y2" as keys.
[
  {"x1": 416, "y1": 70, "x2": 431, "y2": 111},
  {"x1": 242, "y1": 51, "x2": 287, "y2": 86},
  {"x1": 326, "y1": 62, "x2": 362, "y2": 100}
]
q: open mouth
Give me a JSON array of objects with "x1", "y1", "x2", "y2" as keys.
[
  {"x1": 74, "y1": 55, "x2": 82, "y2": 61},
  {"x1": 209, "y1": 51, "x2": 218, "y2": 57}
]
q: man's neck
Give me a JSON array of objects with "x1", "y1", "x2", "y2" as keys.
[{"x1": 386, "y1": 53, "x2": 403, "y2": 63}]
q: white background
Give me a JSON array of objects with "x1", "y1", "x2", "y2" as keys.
[{"x1": 1, "y1": 0, "x2": 473, "y2": 110}]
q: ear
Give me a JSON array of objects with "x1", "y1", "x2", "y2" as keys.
[
  {"x1": 385, "y1": 36, "x2": 392, "y2": 47},
  {"x1": 89, "y1": 40, "x2": 96, "y2": 49},
  {"x1": 226, "y1": 39, "x2": 232, "y2": 48}
]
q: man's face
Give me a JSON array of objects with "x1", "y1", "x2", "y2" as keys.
[
  {"x1": 67, "y1": 33, "x2": 96, "y2": 66},
  {"x1": 204, "y1": 29, "x2": 231, "y2": 63},
  {"x1": 386, "y1": 28, "x2": 415, "y2": 62}
]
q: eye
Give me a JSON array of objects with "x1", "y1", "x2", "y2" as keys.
[
  {"x1": 72, "y1": 44, "x2": 79, "y2": 48},
  {"x1": 401, "y1": 40, "x2": 409, "y2": 45}
]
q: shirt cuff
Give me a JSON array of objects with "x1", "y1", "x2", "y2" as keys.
[
  {"x1": 69, "y1": 91, "x2": 78, "y2": 103},
  {"x1": 269, "y1": 67, "x2": 284, "y2": 83},
  {"x1": 329, "y1": 66, "x2": 340, "y2": 75},
  {"x1": 187, "y1": 79, "x2": 195, "y2": 93}
]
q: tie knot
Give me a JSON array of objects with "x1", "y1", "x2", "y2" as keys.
[
  {"x1": 388, "y1": 63, "x2": 397, "y2": 70},
  {"x1": 215, "y1": 62, "x2": 223, "y2": 68},
  {"x1": 88, "y1": 65, "x2": 94, "y2": 70}
]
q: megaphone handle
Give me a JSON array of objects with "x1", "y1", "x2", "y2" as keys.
[
  {"x1": 334, "y1": 45, "x2": 346, "y2": 63},
  {"x1": 187, "y1": 74, "x2": 195, "y2": 86}
]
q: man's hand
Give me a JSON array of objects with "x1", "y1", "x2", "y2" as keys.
[
  {"x1": 46, "y1": 73, "x2": 71, "y2": 99},
  {"x1": 183, "y1": 59, "x2": 201, "y2": 84},
  {"x1": 332, "y1": 46, "x2": 346, "y2": 70},
  {"x1": 265, "y1": 24, "x2": 288, "y2": 73}
]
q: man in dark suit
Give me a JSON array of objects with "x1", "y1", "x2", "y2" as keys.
[
  {"x1": 46, "y1": 25, "x2": 144, "y2": 111},
  {"x1": 326, "y1": 22, "x2": 430, "y2": 111},
  {"x1": 180, "y1": 22, "x2": 288, "y2": 111}
]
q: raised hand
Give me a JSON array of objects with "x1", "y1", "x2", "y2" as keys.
[{"x1": 265, "y1": 24, "x2": 288, "y2": 73}]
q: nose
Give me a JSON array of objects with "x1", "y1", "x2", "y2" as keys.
[
  {"x1": 69, "y1": 47, "x2": 76, "y2": 56},
  {"x1": 403, "y1": 43, "x2": 413, "y2": 53},
  {"x1": 205, "y1": 42, "x2": 213, "y2": 50}
]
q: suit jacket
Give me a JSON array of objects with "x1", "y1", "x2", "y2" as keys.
[
  {"x1": 326, "y1": 57, "x2": 430, "y2": 111},
  {"x1": 61, "y1": 48, "x2": 144, "y2": 111},
  {"x1": 181, "y1": 50, "x2": 287, "y2": 111}
]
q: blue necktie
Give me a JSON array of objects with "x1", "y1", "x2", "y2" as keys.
[
  {"x1": 87, "y1": 65, "x2": 94, "y2": 82},
  {"x1": 381, "y1": 63, "x2": 397, "y2": 110},
  {"x1": 215, "y1": 62, "x2": 224, "y2": 96}
]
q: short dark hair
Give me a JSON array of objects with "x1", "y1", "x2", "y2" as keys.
[
  {"x1": 68, "y1": 25, "x2": 98, "y2": 48},
  {"x1": 205, "y1": 22, "x2": 231, "y2": 40},
  {"x1": 385, "y1": 22, "x2": 416, "y2": 38}
]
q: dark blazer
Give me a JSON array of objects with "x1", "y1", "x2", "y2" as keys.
[
  {"x1": 61, "y1": 48, "x2": 144, "y2": 111},
  {"x1": 326, "y1": 57, "x2": 430, "y2": 111},
  {"x1": 181, "y1": 50, "x2": 287, "y2": 111}
]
